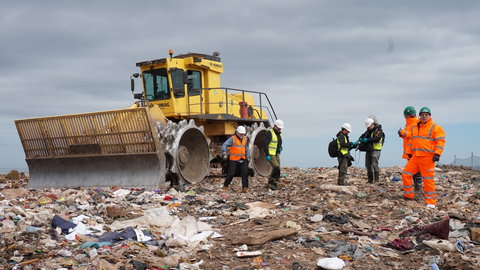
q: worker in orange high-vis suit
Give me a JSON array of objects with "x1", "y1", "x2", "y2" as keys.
[
  {"x1": 401, "y1": 107, "x2": 445, "y2": 209},
  {"x1": 398, "y1": 106, "x2": 422, "y2": 191}
]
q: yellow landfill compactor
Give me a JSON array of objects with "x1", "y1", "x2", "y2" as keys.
[{"x1": 15, "y1": 51, "x2": 278, "y2": 189}]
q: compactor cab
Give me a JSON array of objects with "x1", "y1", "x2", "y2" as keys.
[{"x1": 15, "y1": 51, "x2": 277, "y2": 189}]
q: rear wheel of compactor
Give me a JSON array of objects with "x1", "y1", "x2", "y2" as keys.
[
  {"x1": 248, "y1": 122, "x2": 272, "y2": 177},
  {"x1": 156, "y1": 119, "x2": 210, "y2": 185}
]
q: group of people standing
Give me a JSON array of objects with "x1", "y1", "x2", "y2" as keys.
[
  {"x1": 335, "y1": 106, "x2": 445, "y2": 208},
  {"x1": 217, "y1": 105, "x2": 446, "y2": 209},
  {"x1": 336, "y1": 115, "x2": 385, "y2": 186}
]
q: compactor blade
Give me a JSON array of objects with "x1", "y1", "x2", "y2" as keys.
[
  {"x1": 248, "y1": 123, "x2": 272, "y2": 176},
  {"x1": 15, "y1": 108, "x2": 166, "y2": 189},
  {"x1": 26, "y1": 154, "x2": 165, "y2": 189}
]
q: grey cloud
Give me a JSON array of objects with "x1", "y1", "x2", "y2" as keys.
[{"x1": 1, "y1": 0, "x2": 480, "y2": 168}]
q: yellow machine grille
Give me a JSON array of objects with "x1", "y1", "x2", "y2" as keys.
[{"x1": 15, "y1": 108, "x2": 157, "y2": 159}]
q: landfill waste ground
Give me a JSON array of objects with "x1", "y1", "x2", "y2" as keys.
[{"x1": 1, "y1": 165, "x2": 479, "y2": 270}]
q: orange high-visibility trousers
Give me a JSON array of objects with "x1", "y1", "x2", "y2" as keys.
[{"x1": 402, "y1": 155, "x2": 436, "y2": 205}]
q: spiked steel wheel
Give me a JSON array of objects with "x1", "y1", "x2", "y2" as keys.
[
  {"x1": 156, "y1": 119, "x2": 210, "y2": 184},
  {"x1": 247, "y1": 122, "x2": 272, "y2": 177}
]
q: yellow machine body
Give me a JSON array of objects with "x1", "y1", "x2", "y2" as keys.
[{"x1": 135, "y1": 53, "x2": 270, "y2": 137}]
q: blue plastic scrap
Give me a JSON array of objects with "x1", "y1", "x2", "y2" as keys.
[{"x1": 51, "y1": 215, "x2": 76, "y2": 234}]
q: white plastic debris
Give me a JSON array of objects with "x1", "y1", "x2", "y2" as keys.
[
  {"x1": 109, "y1": 207, "x2": 175, "y2": 231},
  {"x1": 65, "y1": 222, "x2": 93, "y2": 241},
  {"x1": 310, "y1": 214, "x2": 324, "y2": 222},
  {"x1": 71, "y1": 214, "x2": 90, "y2": 223},
  {"x1": 199, "y1": 216, "x2": 217, "y2": 221},
  {"x1": 179, "y1": 260, "x2": 204, "y2": 270},
  {"x1": 423, "y1": 240, "x2": 456, "y2": 252},
  {"x1": 113, "y1": 188, "x2": 131, "y2": 197},
  {"x1": 234, "y1": 244, "x2": 248, "y2": 251},
  {"x1": 134, "y1": 228, "x2": 152, "y2": 242},
  {"x1": 236, "y1": 251, "x2": 262, "y2": 257},
  {"x1": 316, "y1": 257, "x2": 345, "y2": 270}
]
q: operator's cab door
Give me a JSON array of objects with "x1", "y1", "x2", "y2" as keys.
[
  {"x1": 167, "y1": 68, "x2": 203, "y2": 117},
  {"x1": 186, "y1": 70, "x2": 203, "y2": 115}
]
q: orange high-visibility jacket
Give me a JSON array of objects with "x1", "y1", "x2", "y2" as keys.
[
  {"x1": 408, "y1": 118, "x2": 445, "y2": 157},
  {"x1": 400, "y1": 117, "x2": 418, "y2": 159},
  {"x1": 229, "y1": 135, "x2": 247, "y2": 161}
]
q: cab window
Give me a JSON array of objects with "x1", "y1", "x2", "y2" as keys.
[
  {"x1": 187, "y1": 70, "x2": 202, "y2": 96},
  {"x1": 143, "y1": 69, "x2": 170, "y2": 100},
  {"x1": 171, "y1": 69, "x2": 186, "y2": 98}
]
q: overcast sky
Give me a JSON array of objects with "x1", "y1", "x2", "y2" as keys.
[{"x1": 1, "y1": 1, "x2": 480, "y2": 172}]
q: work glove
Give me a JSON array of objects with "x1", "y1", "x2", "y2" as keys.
[
  {"x1": 266, "y1": 155, "x2": 271, "y2": 161},
  {"x1": 407, "y1": 154, "x2": 412, "y2": 159},
  {"x1": 432, "y1": 154, "x2": 440, "y2": 162},
  {"x1": 398, "y1": 129, "x2": 403, "y2": 137},
  {"x1": 349, "y1": 141, "x2": 358, "y2": 148},
  {"x1": 278, "y1": 147, "x2": 282, "y2": 154},
  {"x1": 360, "y1": 138, "x2": 369, "y2": 143},
  {"x1": 222, "y1": 153, "x2": 228, "y2": 160}
]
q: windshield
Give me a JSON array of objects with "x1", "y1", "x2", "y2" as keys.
[
  {"x1": 143, "y1": 69, "x2": 170, "y2": 100},
  {"x1": 187, "y1": 70, "x2": 202, "y2": 96}
]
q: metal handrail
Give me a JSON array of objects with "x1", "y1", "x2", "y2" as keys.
[{"x1": 185, "y1": 87, "x2": 277, "y2": 121}]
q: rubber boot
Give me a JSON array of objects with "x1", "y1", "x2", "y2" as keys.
[
  {"x1": 367, "y1": 171, "x2": 374, "y2": 183},
  {"x1": 268, "y1": 179, "x2": 279, "y2": 190}
]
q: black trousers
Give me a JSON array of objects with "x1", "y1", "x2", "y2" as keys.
[{"x1": 224, "y1": 160, "x2": 249, "y2": 188}]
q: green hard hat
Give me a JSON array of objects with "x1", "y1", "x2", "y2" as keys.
[
  {"x1": 419, "y1": 107, "x2": 431, "y2": 115},
  {"x1": 403, "y1": 106, "x2": 416, "y2": 116}
]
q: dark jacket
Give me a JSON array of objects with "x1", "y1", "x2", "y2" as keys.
[
  {"x1": 336, "y1": 131, "x2": 351, "y2": 157},
  {"x1": 359, "y1": 123, "x2": 385, "y2": 152},
  {"x1": 264, "y1": 128, "x2": 282, "y2": 156}
]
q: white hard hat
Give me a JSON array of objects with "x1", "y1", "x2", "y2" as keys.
[
  {"x1": 341, "y1": 123, "x2": 352, "y2": 132},
  {"x1": 236, "y1": 126, "x2": 246, "y2": 134},
  {"x1": 365, "y1": 118, "x2": 374, "y2": 128},
  {"x1": 368, "y1": 115, "x2": 378, "y2": 123},
  {"x1": 274, "y1": 119, "x2": 284, "y2": 129}
]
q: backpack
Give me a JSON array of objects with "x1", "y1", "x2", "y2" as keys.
[{"x1": 328, "y1": 138, "x2": 339, "y2": 158}]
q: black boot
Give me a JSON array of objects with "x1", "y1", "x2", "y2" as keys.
[
  {"x1": 268, "y1": 179, "x2": 279, "y2": 190},
  {"x1": 374, "y1": 171, "x2": 380, "y2": 183},
  {"x1": 414, "y1": 173, "x2": 422, "y2": 192},
  {"x1": 367, "y1": 171, "x2": 374, "y2": 183}
]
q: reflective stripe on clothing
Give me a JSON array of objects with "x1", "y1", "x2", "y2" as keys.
[
  {"x1": 337, "y1": 135, "x2": 349, "y2": 155},
  {"x1": 371, "y1": 131, "x2": 384, "y2": 150},
  {"x1": 409, "y1": 118, "x2": 445, "y2": 157},
  {"x1": 268, "y1": 129, "x2": 278, "y2": 156},
  {"x1": 402, "y1": 155, "x2": 437, "y2": 205}
]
